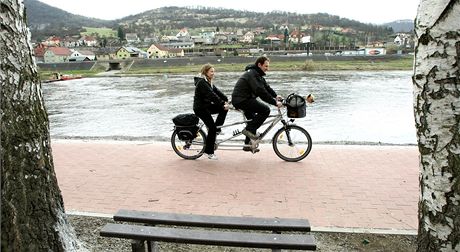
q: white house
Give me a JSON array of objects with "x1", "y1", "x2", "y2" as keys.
[
  {"x1": 62, "y1": 36, "x2": 80, "y2": 48},
  {"x1": 241, "y1": 32, "x2": 254, "y2": 43},
  {"x1": 300, "y1": 36, "x2": 311, "y2": 44},
  {"x1": 176, "y1": 28, "x2": 191, "y2": 42},
  {"x1": 125, "y1": 33, "x2": 140, "y2": 44},
  {"x1": 80, "y1": 35, "x2": 97, "y2": 47},
  {"x1": 69, "y1": 49, "x2": 96, "y2": 61}
]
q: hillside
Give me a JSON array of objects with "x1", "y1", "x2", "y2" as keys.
[
  {"x1": 24, "y1": 0, "x2": 396, "y2": 44},
  {"x1": 120, "y1": 6, "x2": 392, "y2": 38},
  {"x1": 383, "y1": 19, "x2": 414, "y2": 33},
  {"x1": 24, "y1": 0, "x2": 114, "y2": 40}
]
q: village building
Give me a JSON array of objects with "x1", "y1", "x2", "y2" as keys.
[
  {"x1": 69, "y1": 49, "x2": 96, "y2": 61},
  {"x1": 241, "y1": 32, "x2": 255, "y2": 44},
  {"x1": 176, "y1": 28, "x2": 192, "y2": 42},
  {"x1": 44, "y1": 47, "x2": 72, "y2": 63},
  {"x1": 42, "y1": 36, "x2": 61, "y2": 47},
  {"x1": 147, "y1": 44, "x2": 184, "y2": 58},
  {"x1": 125, "y1": 33, "x2": 140, "y2": 44},
  {"x1": 116, "y1": 46, "x2": 148, "y2": 59},
  {"x1": 33, "y1": 44, "x2": 47, "y2": 63},
  {"x1": 62, "y1": 36, "x2": 80, "y2": 48},
  {"x1": 80, "y1": 35, "x2": 98, "y2": 47}
]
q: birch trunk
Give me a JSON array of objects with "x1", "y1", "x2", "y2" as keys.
[
  {"x1": 413, "y1": 0, "x2": 460, "y2": 251},
  {"x1": 0, "y1": 0, "x2": 85, "y2": 250}
]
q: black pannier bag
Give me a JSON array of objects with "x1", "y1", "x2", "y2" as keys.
[
  {"x1": 286, "y1": 94, "x2": 306, "y2": 118},
  {"x1": 172, "y1": 113, "x2": 199, "y2": 141}
]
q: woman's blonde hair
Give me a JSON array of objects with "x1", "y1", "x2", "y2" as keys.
[{"x1": 200, "y1": 63, "x2": 214, "y2": 77}]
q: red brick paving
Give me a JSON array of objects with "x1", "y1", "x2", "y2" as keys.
[{"x1": 52, "y1": 140, "x2": 419, "y2": 233}]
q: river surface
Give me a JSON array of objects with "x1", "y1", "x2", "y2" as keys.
[{"x1": 42, "y1": 70, "x2": 416, "y2": 144}]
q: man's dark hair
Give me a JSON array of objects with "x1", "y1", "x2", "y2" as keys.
[{"x1": 255, "y1": 56, "x2": 269, "y2": 66}]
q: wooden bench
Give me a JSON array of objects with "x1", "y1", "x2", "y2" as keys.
[{"x1": 100, "y1": 209, "x2": 316, "y2": 251}]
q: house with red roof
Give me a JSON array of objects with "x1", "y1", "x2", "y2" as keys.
[
  {"x1": 44, "y1": 47, "x2": 72, "y2": 63},
  {"x1": 33, "y1": 44, "x2": 47, "y2": 63},
  {"x1": 43, "y1": 36, "x2": 61, "y2": 46}
]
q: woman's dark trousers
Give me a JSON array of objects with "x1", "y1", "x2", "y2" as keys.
[{"x1": 194, "y1": 105, "x2": 227, "y2": 154}]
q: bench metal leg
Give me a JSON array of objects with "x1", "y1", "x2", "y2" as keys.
[
  {"x1": 131, "y1": 239, "x2": 146, "y2": 252},
  {"x1": 147, "y1": 241, "x2": 159, "y2": 252}
]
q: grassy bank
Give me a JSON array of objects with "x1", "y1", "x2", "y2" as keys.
[
  {"x1": 125, "y1": 57, "x2": 414, "y2": 74},
  {"x1": 39, "y1": 56, "x2": 414, "y2": 78}
]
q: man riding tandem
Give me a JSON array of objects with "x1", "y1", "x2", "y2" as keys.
[{"x1": 192, "y1": 56, "x2": 314, "y2": 160}]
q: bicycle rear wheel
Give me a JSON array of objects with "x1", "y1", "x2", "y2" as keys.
[
  {"x1": 272, "y1": 125, "x2": 312, "y2": 162},
  {"x1": 171, "y1": 129, "x2": 207, "y2": 160}
]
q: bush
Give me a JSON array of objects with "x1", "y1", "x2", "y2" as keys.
[{"x1": 301, "y1": 60, "x2": 315, "y2": 71}]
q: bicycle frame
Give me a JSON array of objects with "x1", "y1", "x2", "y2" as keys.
[{"x1": 199, "y1": 107, "x2": 292, "y2": 149}]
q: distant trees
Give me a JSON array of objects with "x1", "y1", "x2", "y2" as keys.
[
  {"x1": 283, "y1": 28, "x2": 289, "y2": 46},
  {"x1": 117, "y1": 26, "x2": 125, "y2": 41}
]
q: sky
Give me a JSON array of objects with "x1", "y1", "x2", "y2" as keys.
[{"x1": 36, "y1": 0, "x2": 420, "y2": 24}]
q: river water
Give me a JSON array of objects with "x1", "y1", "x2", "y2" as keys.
[{"x1": 42, "y1": 70, "x2": 417, "y2": 145}]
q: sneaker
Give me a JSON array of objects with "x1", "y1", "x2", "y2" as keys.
[
  {"x1": 207, "y1": 154, "x2": 218, "y2": 160},
  {"x1": 242, "y1": 129, "x2": 258, "y2": 140},
  {"x1": 243, "y1": 146, "x2": 260, "y2": 153}
]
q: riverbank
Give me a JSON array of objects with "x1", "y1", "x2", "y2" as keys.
[{"x1": 38, "y1": 55, "x2": 414, "y2": 79}]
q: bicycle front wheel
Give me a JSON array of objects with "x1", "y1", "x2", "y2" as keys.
[
  {"x1": 272, "y1": 125, "x2": 312, "y2": 162},
  {"x1": 171, "y1": 129, "x2": 207, "y2": 160}
]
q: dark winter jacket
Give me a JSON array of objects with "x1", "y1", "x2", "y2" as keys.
[
  {"x1": 231, "y1": 64, "x2": 277, "y2": 106},
  {"x1": 193, "y1": 76, "x2": 228, "y2": 111}
]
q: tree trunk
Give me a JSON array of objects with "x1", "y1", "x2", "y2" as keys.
[
  {"x1": 413, "y1": 0, "x2": 460, "y2": 251},
  {"x1": 0, "y1": 0, "x2": 85, "y2": 251}
]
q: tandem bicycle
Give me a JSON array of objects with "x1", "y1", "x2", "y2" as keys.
[{"x1": 171, "y1": 93, "x2": 313, "y2": 162}]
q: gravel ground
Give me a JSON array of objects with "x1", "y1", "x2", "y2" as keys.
[{"x1": 69, "y1": 215, "x2": 417, "y2": 252}]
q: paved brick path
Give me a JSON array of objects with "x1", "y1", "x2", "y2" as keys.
[{"x1": 52, "y1": 140, "x2": 419, "y2": 233}]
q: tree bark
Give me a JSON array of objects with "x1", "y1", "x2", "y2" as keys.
[
  {"x1": 413, "y1": 0, "x2": 460, "y2": 251},
  {"x1": 1, "y1": 0, "x2": 85, "y2": 251}
]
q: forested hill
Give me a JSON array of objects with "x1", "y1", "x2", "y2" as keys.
[
  {"x1": 121, "y1": 6, "x2": 392, "y2": 34},
  {"x1": 383, "y1": 19, "x2": 414, "y2": 33},
  {"x1": 25, "y1": 0, "x2": 402, "y2": 40},
  {"x1": 24, "y1": 0, "x2": 114, "y2": 38}
]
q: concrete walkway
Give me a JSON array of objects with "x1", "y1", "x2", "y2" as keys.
[{"x1": 52, "y1": 140, "x2": 419, "y2": 234}]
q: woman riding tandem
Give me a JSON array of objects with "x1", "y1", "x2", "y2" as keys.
[{"x1": 193, "y1": 64, "x2": 230, "y2": 160}]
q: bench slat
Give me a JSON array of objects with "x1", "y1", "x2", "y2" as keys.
[
  {"x1": 114, "y1": 209, "x2": 311, "y2": 232},
  {"x1": 100, "y1": 223, "x2": 316, "y2": 250}
]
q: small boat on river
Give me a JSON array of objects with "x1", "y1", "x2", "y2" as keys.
[{"x1": 44, "y1": 72, "x2": 82, "y2": 83}]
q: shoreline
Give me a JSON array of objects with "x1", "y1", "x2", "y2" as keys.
[{"x1": 38, "y1": 56, "x2": 414, "y2": 78}]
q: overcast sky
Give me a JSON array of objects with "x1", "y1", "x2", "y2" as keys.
[{"x1": 36, "y1": 0, "x2": 420, "y2": 24}]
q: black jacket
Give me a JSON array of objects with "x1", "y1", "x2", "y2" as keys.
[
  {"x1": 193, "y1": 77, "x2": 228, "y2": 111},
  {"x1": 231, "y1": 64, "x2": 277, "y2": 106}
]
